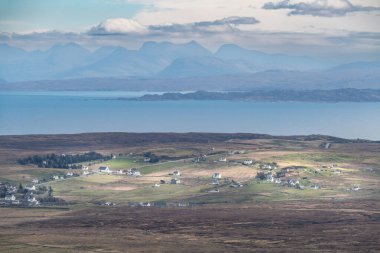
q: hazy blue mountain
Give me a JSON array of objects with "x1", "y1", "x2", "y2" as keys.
[
  {"x1": 158, "y1": 56, "x2": 245, "y2": 78},
  {"x1": 0, "y1": 44, "x2": 27, "y2": 64},
  {"x1": 215, "y1": 44, "x2": 331, "y2": 72},
  {"x1": 0, "y1": 41, "x2": 378, "y2": 85},
  {"x1": 139, "y1": 41, "x2": 212, "y2": 60}
]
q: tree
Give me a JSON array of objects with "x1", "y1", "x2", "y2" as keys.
[
  {"x1": 48, "y1": 186, "x2": 53, "y2": 197},
  {"x1": 17, "y1": 183, "x2": 24, "y2": 193}
]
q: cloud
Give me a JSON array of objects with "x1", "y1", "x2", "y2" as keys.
[
  {"x1": 87, "y1": 16, "x2": 260, "y2": 36},
  {"x1": 263, "y1": 0, "x2": 380, "y2": 17},
  {"x1": 149, "y1": 16, "x2": 259, "y2": 34},
  {"x1": 88, "y1": 18, "x2": 147, "y2": 35}
]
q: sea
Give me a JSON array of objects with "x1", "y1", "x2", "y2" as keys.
[{"x1": 1, "y1": 91, "x2": 380, "y2": 140}]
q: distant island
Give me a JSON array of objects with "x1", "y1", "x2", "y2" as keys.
[{"x1": 133, "y1": 89, "x2": 380, "y2": 102}]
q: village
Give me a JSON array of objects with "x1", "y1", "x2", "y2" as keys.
[{"x1": 1, "y1": 145, "x2": 367, "y2": 209}]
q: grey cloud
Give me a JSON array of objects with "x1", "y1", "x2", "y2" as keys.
[
  {"x1": 143, "y1": 16, "x2": 259, "y2": 34},
  {"x1": 263, "y1": 0, "x2": 380, "y2": 17}
]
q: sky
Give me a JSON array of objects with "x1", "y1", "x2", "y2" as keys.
[{"x1": 1, "y1": 0, "x2": 380, "y2": 59}]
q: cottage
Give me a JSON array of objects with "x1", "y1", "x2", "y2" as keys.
[
  {"x1": 32, "y1": 179, "x2": 39, "y2": 184},
  {"x1": 25, "y1": 184, "x2": 36, "y2": 191},
  {"x1": 5, "y1": 195, "x2": 16, "y2": 201},
  {"x1": 310, "y1": 184, "x2": 320, "y2": 190},
  {"x1": 286, "y1": 179, "x2": 299, "y2": 187},
  {"x1": 99, "y1": 166, "x2": 111, "y2": 173},
  {"x1": 66, "y1": 171, "x2": 74, "y2": 177},
  {"x1": 170, "y1": 171, "x2": 181, "y2": 176},
  {"x1": 219, "y1": 157, "x2": 227, "y2": 162},
  {"x1": 127, "y1": 169, "x2": 141, "y2": 176},
  {"x1": 153, "y1": 183, "x2": 160, "y2": 188},
  {"x1": 82, "y1": 166, "x2": 89, "y2": 171},
  {"x1": 260, "y1": 163, "x2": 277, "y2": 170},
  {"x1": 28, "y1": 196, "x2": 39, "y2": 205},
  {"x1": 144, "y1": 157, "x2": 151, "y2": 162},
  {"x1": 212, "y1": 173, "x2": 222, "y2": 179},
  {"x1": 170, "y1": 178, "x2": 181, "y2": 184},
  {"x1": 83, "y1": 171, "x2": 90, "y2": 176},
  {"x1": 266, "y1": 174, "x2": 274, "y2": 182},
  {"x1": 230, "y1": 182, "x2": 243, "y2": 188},
  {"x1": 243, "y1": 160, "x2": 253, "y2": 165}
]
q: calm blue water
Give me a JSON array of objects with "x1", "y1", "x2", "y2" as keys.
[{"x1": 0, "y1": 91, "x2": 380, "y2": 140}]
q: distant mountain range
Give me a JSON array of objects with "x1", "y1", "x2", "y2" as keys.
[{"x1": 0, "y1": 41, "x2": 379, "y2": 91}]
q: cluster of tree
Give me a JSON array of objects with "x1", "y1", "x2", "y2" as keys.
[
  {"x1": 38, "y1": 196, "x2": 66, "y2": 204},
  {"x1": 255, "y1": 172, "x2": 267, "y2": 180},
  {"x1": 0, "y1": 185, "x2": 8, "y2": 198},
  {"x1": 18, "y1": 152, "x2": 112, "y2": 169},
  {"x1": 143, "y1": 152, "x2": 159, "y2": 163}
]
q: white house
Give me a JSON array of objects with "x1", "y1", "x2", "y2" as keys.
[
  {"x1": 310, "y1": 184, "x2": 320, "y2": 190},
  {"x1": 5, "y1": 195, "x2": 16, "y2": 201},
  {"x1": 82, "y1": 166, "x2": 89, "y2": 171},
  {"x1": 32, "y1": 179, "x2": 39, "y2": 184},
  {"x1": 28, "y1": 196, "x2": 39, "y2": 204},
  {"x1": 170, "y1": 178, "x2": 181, "y2": 184},
  {"x1": 219, "y1": 157, "x2": 227, "y2": 162},
  {"x1": 243, "y1": 160, "x2": 253, "y2": 165},
  {"x1": 266, "y1": 174, "x2": 274, "y2": 183},
  {"x1": 212, "y1": 173, "x2": 222, "y2": 179},
  {"x1": 129, "y1": 170, "x2": 141, "y2": 176},
  {"x1": 83, "y1": 171, "x2": 90, "y2": 176},
  {"x1": 66, "y1": 171, "x2": 74, "y2": 177},
  {"x1": 170, "y1": 171, "x2": 181, "y2": 176},
  {"x1": 25, "y1": 184, "x2": 36, "y2": 191},
  {"x1": 99, "y1": 166, "x2": 111, "y2": 173}
]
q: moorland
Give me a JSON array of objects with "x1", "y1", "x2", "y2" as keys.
[{"x1": 0, "y1": 132, "x2": 379, "y2": 252}]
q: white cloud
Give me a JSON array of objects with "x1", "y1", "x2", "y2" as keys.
[
  {"x1": 263, "y1": 0, "x2": 380, "y2": 16},
  {"x1": 88, "y1": 18, "x2": 147, "y2": 35}
]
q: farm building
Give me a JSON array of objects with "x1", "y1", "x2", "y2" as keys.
[
  {"x1": 5, "y1": 195, "x2": 16, "y2": 201},
  {"x1": 25, "y1": 184, "x2": 36, "y2": 191},
  {"x1": 243, "y1": 160, "x2": 253, "y2": 165},
  {"x1": 170, "y1": 171, "x2": 181, "y2": 176},
  {"x1": 99, "y1": 166, "x2": 111, "y2": 173},
  {"x1": 170, "y1": 178, "x2": 181, "y2": 184},
  {"x1": 212, "y1": 173, "x2": 222, "y2": 179}
]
